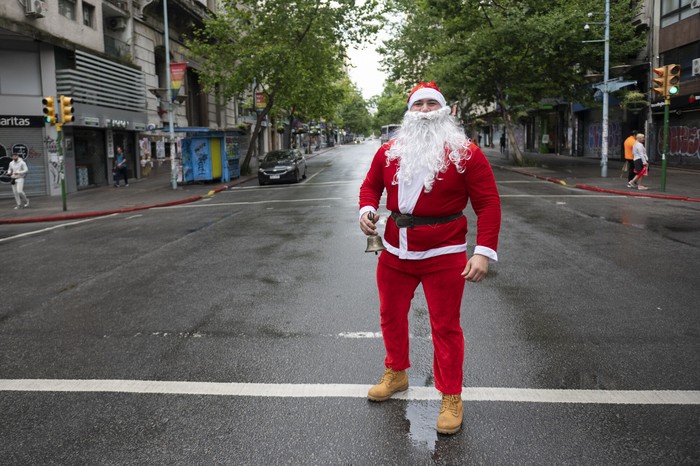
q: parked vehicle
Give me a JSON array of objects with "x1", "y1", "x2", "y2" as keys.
[{"x1": 258, "y1": 149, "x2": 307, "y2": 185}]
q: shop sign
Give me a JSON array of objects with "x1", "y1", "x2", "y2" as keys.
[
  {"x1": 106, "y1": 119, "x2": 129, "y2": 129},
  {"x1": 83, "y1": 117, "x2": 101, "y2": 127},
  {"x1": 0, "y1": 115, "x2": 45, "y2": 128},
  {"x1": 107, "y1": 130, "x2": 114, "y2": 158}
]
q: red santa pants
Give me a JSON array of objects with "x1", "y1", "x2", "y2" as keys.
[{"x1": 376, "y1": 250, "x2": 467, "y2": 395}]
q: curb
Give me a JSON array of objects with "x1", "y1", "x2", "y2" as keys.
[
  {"x1": 0, "y1": 185, "x2": 234, "y2": 225},
  {"x1": 1, "y1": 149, "x2": 334, "y2": 225},
  {"x1": 0, "y1": 175, "x2": 257, "y2": 225},
  {"x1": 501, "y1": 166, "x2": 700, "y2": 203},
  {"x1": 0, "y1": 194, "x2": 205, "y2": 225}
]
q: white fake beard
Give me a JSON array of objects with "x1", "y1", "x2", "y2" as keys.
[{"x1": 386, "y1": 106, "x2": 471, "y2": 193}]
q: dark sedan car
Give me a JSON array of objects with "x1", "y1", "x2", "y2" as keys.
[{"x1": 258, "y1": 149, "x2": 307, "y2": 185}]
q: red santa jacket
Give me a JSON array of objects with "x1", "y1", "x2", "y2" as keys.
[{"x1": 359, "y1": 140, "x2": 501, "y2": 260}]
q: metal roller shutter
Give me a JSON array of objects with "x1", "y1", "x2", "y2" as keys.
[{"x1": 0, "y1": 127, "x2": 48, "y2": 199}]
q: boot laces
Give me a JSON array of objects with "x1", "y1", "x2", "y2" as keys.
[
  {"x1": 440, "y1": 394, "x2": 460, "y2": 415},
  {"x1": 380, "y1": 367, "x2": 397, "y2": 384}
]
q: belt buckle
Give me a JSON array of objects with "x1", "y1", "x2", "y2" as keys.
[{"x1": 395, "y1": 213, "x2": 414, "y2": 228}]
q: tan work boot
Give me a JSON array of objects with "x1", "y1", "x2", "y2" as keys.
[
  {"x1": 367, "y1": 367, "x2": 408, "y2": 401},
  {"x1": 436, "y1": 394, "x2": 463, "y2": 434}
]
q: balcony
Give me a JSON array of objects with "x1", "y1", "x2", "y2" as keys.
[
  {"x1": 103, "y1": 0, "x2": 130, "y2": 18},
  {"x1": 104, "y1": 35, "x2": 130, "y2": 60}
]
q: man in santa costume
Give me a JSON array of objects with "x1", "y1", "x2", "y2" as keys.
[{"x1": 358, "y1": 82, "x2": 501, "y2": 435}]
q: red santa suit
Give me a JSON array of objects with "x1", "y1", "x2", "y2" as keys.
[{"x1": 359, "y1": 139, "x2": 501, "y2": 394}]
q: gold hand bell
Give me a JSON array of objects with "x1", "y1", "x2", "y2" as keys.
[{"x1": 365, "y1": 212, "x2": 386, "y2": 255}]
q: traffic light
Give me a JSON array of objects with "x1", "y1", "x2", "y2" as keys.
[
  {"x1": 667, "y1": 64, "x2": 680, "y2": 96},
  {"x1": 60, "y1": 95, "x2": 75, "y2": 123},
  {"x1": 652, "y1": 67, "x2": 668, "y2": 97},
  {"x1": 42, "y1": 96, "x2": 56, "y2": 124}
]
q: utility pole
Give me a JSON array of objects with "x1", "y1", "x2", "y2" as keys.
[
  {"x1": 601, "y1": 0, "x2": 610, "y2": 178},
  {"x1": 163, "y1": 0, "x2": 177, "y2": 190},
  {"x1": 583, "y1": 0, "x2": 611, "y2": 177}
]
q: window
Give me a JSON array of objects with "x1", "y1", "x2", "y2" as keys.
[
  {"x1": 83, "y1": 2, "x2": 95, "y2": 28},
  {"x1": 660, "y1": 42, "x2": 700, "y2": 81},
  {"x1": 661, "y1": 0, "x2": 699, "y2": 27},
  {"x1": 58, "y1": 0, "x2": 76, "y2": 20}
]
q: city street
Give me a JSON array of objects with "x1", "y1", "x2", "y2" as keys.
[{"x1": 1, "y1": 141, "x2": 699, "y2": 465}]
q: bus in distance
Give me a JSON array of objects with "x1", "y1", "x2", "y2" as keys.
[{"x1": 380, "y1": 124, "x2": 401, "y2": 144}]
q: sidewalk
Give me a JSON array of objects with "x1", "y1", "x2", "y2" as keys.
[
  {"x1": 2, "y1": 145, "x2": 699, "y2": 225},
  {"x1": 0, "y1": 168, "x2": 247, "y2": 225},
  {"x1": 0, "y1": 147, "x2": 337, "y2": 225},
  {"x1": 482, "y1": 147, "x2": 700, "y2": 203}
]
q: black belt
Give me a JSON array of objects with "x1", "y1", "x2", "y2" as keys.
[{"x1": 390, "y1": 211, "x2": 463, "y2": 229}]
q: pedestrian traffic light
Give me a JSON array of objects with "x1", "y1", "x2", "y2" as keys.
[
  {"x1": 652, "y1": 67, "x2": 668, "y2": 97},
  {"x1": 42, "y1": 96, "x2": 56, "y2": 124},
  {"x1": 667, "y1": 64, "x2": 680, "y2": 96},
  {"x1": 60, "y1": 95, "x2": 75, "y2": 123}
]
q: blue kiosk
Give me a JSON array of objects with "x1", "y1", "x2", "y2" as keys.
[{"x1": 175, "y1": 128, "x2": 243, "y2": 183}]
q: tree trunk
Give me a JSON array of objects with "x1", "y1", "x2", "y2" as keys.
[
  {"x1": 498, "y1": 99, "x2": 524, "y2": 166},
  {"x1": 240, "y1": 97, "x2": 274, "y2": 175},
  {"x1": 286, "y1": 113, "x2": 295, "y2": 149}
]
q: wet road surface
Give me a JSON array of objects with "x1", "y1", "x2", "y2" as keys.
[{"x1": 1, "y1": 142, "x2": 698, "y2": 464}]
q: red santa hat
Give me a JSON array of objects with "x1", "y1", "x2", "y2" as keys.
[{"x1": 407, "y1": 81, "x2": 447, "y2": 110}]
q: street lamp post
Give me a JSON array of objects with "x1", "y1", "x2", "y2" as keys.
[
  {"x1": 163, "y1": 0, "x2": 177, "y2": 190},
  {"x1": 584, "y1": 0, "x2": 610, "y2": 178}
]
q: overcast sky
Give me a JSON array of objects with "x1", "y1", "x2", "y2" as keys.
[{"x1": 347, "y1": 41, "x2": 386, "y2": 101}]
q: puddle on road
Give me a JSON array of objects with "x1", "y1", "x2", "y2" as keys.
[{"x1": 403, "y1": 401, "x2": 439, "y2": 450}]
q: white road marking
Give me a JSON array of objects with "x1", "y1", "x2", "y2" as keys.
[
  {"x1": 498, "y1": 180, "x2": 550, "y2": 183},
  {"x1": 0, "y1": 379, "x2": 698, "y2": 405},
  {"x1": 501, "y1": 194, "x2": 624, "y2": 198},
  {"x1": 0, "y1": 215, "x2": 118, "y2": 243},
  {"x1": 338, "y1": 331, "x2": 383, "y2": 338},
  {"x1": 155, "y1": 197, "x2": 343, "y2": 209}
]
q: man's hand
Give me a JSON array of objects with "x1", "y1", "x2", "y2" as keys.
[
  {"x1": 462, "y1": 254, "x2": 489, "y2": 282},
  {"x1": 360, "y1": 211, "x2": 379, "y2": 236}
]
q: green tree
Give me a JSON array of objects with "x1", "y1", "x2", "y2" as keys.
[
  {"x1": 371, "y1": 82, "x2": 408, "y2": 133},
  {"x1": 338, "y1": 82, "x2": 372, "y2": 136},
  {"x1": 382, "y1": 0, "x2": 645, "y2": 164},
  {"x1": 187, "y1": 0, "x2": 380, "y2": 174}
]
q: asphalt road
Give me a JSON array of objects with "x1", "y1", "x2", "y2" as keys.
[{"x1": 1, "y1": 141, "x2": 699, "y2": 465}]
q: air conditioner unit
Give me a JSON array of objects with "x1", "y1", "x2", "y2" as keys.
[
  {"x1": 692, "y1": 0, "x2": 700, "y2": 8},
  {"x1": 693, "y1": 58, "x2": 700, "y2": 77},
  {"x1": 108, "y1": 17, "x2": 127, "y2": 30},
  {"x1": 25, "y1": 0, "x2": 46, "y2": 18}
]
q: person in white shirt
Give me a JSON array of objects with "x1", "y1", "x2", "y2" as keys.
[
  {"x1": 7, "y1": 152, "x2": 29, "y2": 209},
  {"x1": 629, "y1": 133, "x2": 649, "y2": 191}
]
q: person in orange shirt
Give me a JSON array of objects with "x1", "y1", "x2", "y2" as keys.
[{"x1": 623, "y1": 130, "x2": 637, "y2": 185}]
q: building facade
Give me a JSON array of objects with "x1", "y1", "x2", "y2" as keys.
[
  {"x1": 473, "y1": 1, "x2": 700, "y2": 169},
  {"x1": 0, "y1": 0, "x2": 274, "y2": 201},
  {"x1": 649, "y1": 0, "x2": 700, "y2": 167}
]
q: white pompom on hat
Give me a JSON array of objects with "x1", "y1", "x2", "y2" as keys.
[{"x1": 407, "y1": 81, "x2": 447, "y2": 110}]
